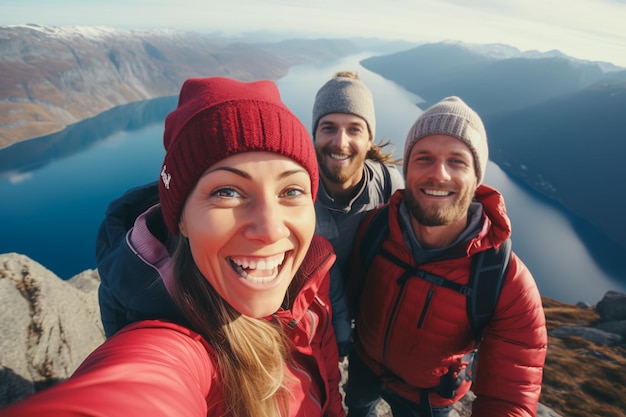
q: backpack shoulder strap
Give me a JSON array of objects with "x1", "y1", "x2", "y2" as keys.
[
  {"x1": 359, "y1": 204, "x2": 391, "y2": 272},
  {"x1": 350, "y1": 205, "x2": 391, "y2": 316},
  {"x1": 467, "y1": 238, "x2": 512, "y2": 345},
  {"x1": 381, "y1": 164, "x2": 393, "y2": 201}
]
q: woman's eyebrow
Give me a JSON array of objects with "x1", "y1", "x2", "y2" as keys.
[
  {"x1": 205, "y1": 166, "x2": 251, "y2": 179},
  {"x1": 279, "y1": 169, "x2": 308, "y2": 179},
  {"x1": 204, "y1": 167, "x2": 308, "y2": 180}
]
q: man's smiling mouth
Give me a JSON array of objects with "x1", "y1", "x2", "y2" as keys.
[
  {"x1": 422, "y1": 189, "x2": 453, "y2": 197},
  {"x1": 330, "y1": 153, "x2": 350, "y2": 160}
]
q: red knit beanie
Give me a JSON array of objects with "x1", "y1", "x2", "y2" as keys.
[{"x1": 159, "y1": 77, "x2": 318, "y2": 234}]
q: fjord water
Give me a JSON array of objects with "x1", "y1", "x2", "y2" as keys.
[{"x1": 0, "y1": 53, "x2": 624, "y2": 305}]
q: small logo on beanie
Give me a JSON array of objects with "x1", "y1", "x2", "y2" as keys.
[{"x1": 161, "y1": 165, "x2": 171, "y2": 190}]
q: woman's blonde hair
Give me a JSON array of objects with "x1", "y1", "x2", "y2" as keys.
[{"x1": 170, "y1": 238, "x2": 293, "y2": 417}]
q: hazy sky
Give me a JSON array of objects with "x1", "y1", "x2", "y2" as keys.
[{"x1": 2, "y1": 0, "x2": 625, "y2": 67}]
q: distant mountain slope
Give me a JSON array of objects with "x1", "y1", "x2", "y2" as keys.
[
  {"x1": 0, "y1": 25, "x2": 363, "y2": 148},
  {"x1": 487, "y1": 78, "x2": 626, "y2": 251},
  {"x1": 361, "y1": 41, "x2": 610, "y2": 114},
  {"x1": 360, "y1": 41, "x2": 626, "y2": 251}
]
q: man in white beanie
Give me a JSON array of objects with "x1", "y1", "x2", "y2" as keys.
[{"x1": 344, "y1": 97, "x2": 547, "y2": 417}]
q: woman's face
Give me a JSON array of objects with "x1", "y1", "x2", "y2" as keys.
[{"x1": 178, "y1": 152, "x2": 316, "y2": 318}]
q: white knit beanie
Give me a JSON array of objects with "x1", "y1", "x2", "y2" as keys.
[
  {"x1": 311, "y1": 72, "x2": 376, "y2": 140},
  {"x1": 403, "y1": 96, "x2": 488, "y2": 184}
]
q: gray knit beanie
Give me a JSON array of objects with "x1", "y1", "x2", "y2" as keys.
[
  {"x1": 403, "y1": 96, "x2": 488, "y2": 184},
  {"x1": 311, "y1": 71, "x2": 376, "y2": 140}
]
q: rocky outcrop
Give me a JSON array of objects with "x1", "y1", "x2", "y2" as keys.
[
  {"x1": 0, "y1": 253, "x2": 104, "y2": 406},
  {"x1": 549, "y1": 291, "x2": 626, "y2": 346},
  {"x1": 596, "y1": 291, "x2": 626, "y2": 323},
  {"x1": 4, "y1": 252, "x2": 626, "y2": 416}
]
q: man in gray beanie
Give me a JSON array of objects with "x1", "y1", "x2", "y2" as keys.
[
  {"x1": 344, "y1": 96, "x2": 547, "y2": 417},
  {"x1": 311, "y1": 71, "x2": 404, "y2": 358},
  {"x1": 403, "y1": 96, "x2": 489, "y2": 183}
]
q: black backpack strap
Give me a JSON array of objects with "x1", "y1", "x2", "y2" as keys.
[
  {"x1": 382, "y1": 164, "x2": 393, "y2": 201},
  {"x1": 467, "y1": 238, "x2": 512, "y2": 345},
  {"x1": 351, "y1": 205, "x2": 391, "y2": 316},
  {"x1": 379, "y1": 250, "x2": 472, "y2": 295},
  {"x1": 359, "y1": 204, "x2": 391, "y2": 272}
]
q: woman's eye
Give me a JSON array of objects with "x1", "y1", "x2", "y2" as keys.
[
  {"x1": 211, "y1": 187, "x2": 241, "y2": 198},
  {"x1": 282, "y1": 187, "x2": 305, "y2": 198}
]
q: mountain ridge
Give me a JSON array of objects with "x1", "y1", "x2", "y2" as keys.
[{"x1": 0, "y1": 24, "x2": 365, "y2": 148}]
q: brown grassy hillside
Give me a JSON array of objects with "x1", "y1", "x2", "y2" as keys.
[{"x1": 541, "y1": 297, "x2": 626, "y2": 417}]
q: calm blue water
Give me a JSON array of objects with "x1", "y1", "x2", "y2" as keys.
[{"x1": 1, "y1": 54, "x2": 625, "y2": 305}]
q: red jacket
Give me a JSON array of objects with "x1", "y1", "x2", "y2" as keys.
[
  {"x1": 349, "y1": 186, "x2": 547, "y2": 417},
  {"x1": 0, "y1": 235, "x2": 346, "y2": 417}
]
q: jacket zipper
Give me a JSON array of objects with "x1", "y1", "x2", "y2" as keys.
[
  {"x1": 382, "y1": 270, "x2": 412, "y2": 360},
  {"x1": 417, "y1": 289, "x2": 434, "y2": 329},
  {"x1": 382, "y1": 270, "x2": 434, "y2": 361}
]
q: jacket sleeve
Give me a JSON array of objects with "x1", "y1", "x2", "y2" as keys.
[
  {"x1": 0, "y1": 321, "x2": 215, "y2": 417},
  {"x1": 471, "y1": 254, "x2": 548, "y2": 417}
]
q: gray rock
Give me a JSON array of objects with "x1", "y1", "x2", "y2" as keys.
[
  {"x1": 550, "y1": 325, "x2": 622, "y2": 346},
  {"x1": 0, "y1": 253, "x2": 105, "y2": 406},
  {"x1": 596, "y1": 291, "x2": 626, "y2": 322},
  {"x1": 594, "y1": 319, "x2": 626, "y2": 339},
  {"x1": 537, "y1": 402, "x2": 563, "y2": 417}
]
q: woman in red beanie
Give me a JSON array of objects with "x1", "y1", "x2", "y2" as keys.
[{"x1": 0, "y1": 78, "x2": 345, "y2": 417}]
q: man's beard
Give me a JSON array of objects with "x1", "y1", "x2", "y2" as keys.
[
  {"x1": 316, "y1": 148, "x2": 367, "y2": 185},
  {"x1": 405, "y1": 184, "x2": 474, "y2": 227}
]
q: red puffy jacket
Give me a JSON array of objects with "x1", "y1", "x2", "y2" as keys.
[
  {"x1": 0, "y1": 235, "x2": 346, "y2": 417},
  {"x1": 349, "y1": 186, "x2": 547, "y2": 417}
]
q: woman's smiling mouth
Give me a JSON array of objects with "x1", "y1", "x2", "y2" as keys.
[{"x1": 229, "y1": 253, "x2": 286, "y2": 283}]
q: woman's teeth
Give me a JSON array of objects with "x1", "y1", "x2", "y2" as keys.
[{"x1": 229, "y1": 254, "x2": 285, "y2": 283}]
